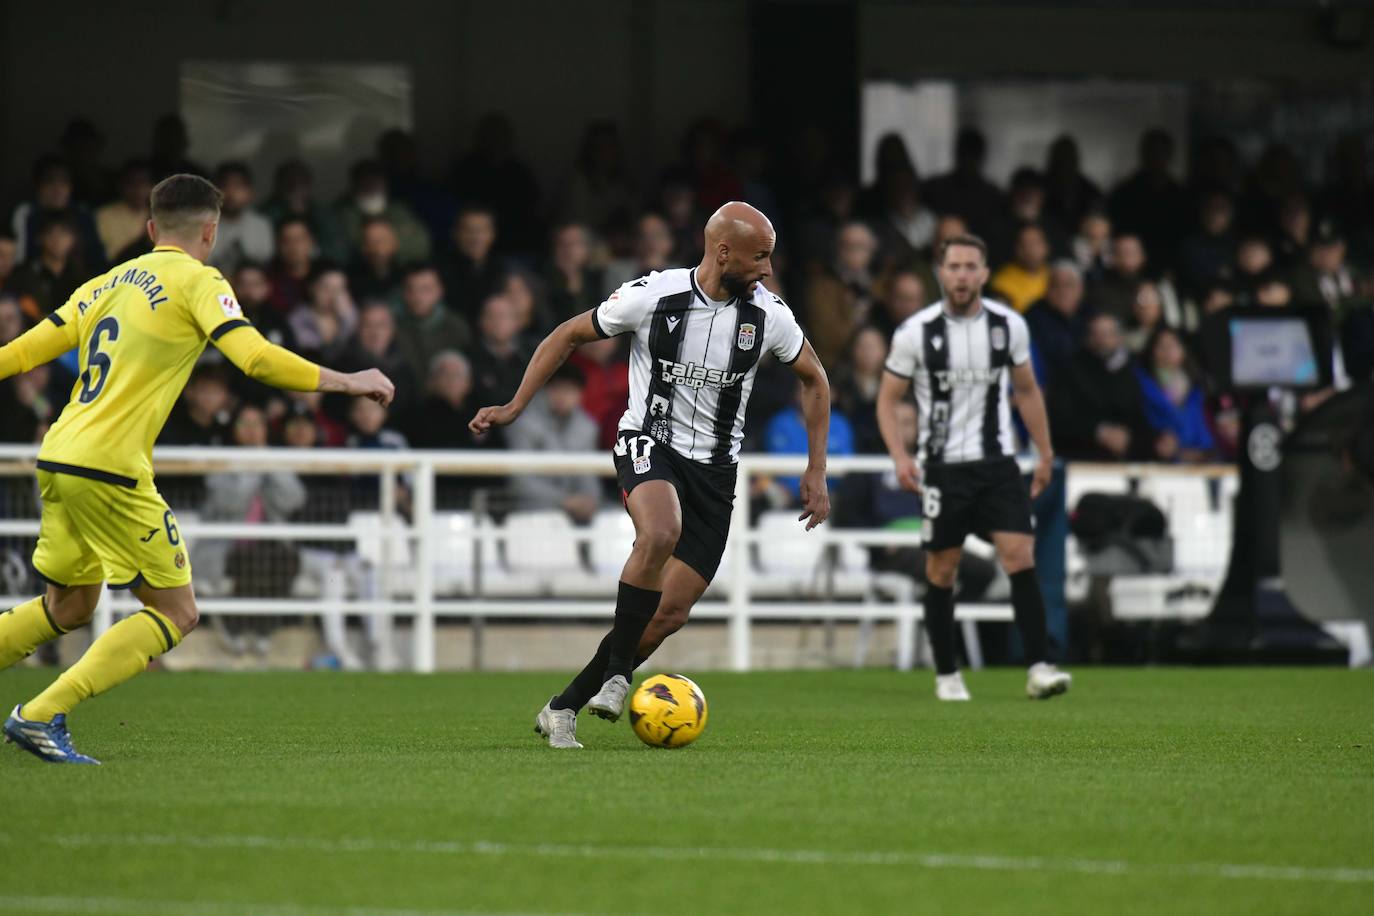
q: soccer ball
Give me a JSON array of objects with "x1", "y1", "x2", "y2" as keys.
[{"x1": 629, "y1": 674, "x2": 709, "y2": 748}]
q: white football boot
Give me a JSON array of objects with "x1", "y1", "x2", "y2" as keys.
[
  {"x1": 587, "y1": 674, "x2": 630, "y2": 721},
  {"x1": 534, "y1": 700, "x2": 583, "y2": 749},
  {"x1": 935, "y1": 671, "x2": 972, "y2": 702},
  {"x1": 1026, "y1": 662, "x2": 1073, "y2": 699}
]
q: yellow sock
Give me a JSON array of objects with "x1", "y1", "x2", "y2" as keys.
[
  {"x1": 22, "y1": 608, "x2": 181, "y2": 722},
  {"x1": 0, "y1": 596, "x2": 66, "y2": 670}
]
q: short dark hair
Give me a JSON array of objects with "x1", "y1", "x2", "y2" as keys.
[
  {"x1": 549, "y1": 363, "x2": 586, "y2": 389},
  {"x1": 215, "y1": 161, "x2": 253, "y2": 184},
  {"x1": 275, "y1": 215, "x2": 313, "y2": 237},
  {"x1": 938, "y1": 232, "x2": 988, "y2": 265},
  {"x1": 150, "y1": 173, "x2": 222, "y2": 235},
  {"x1": 403, "y1": 262, "x2": 441, "y2": 282}
]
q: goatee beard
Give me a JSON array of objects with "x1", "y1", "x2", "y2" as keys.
[{"x1": 721, "y1": 271, "x2": 751, "y2": 299}]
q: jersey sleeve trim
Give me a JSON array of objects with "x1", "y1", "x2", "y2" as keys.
[
  {"x1": 590, "y1": 308, "x2": 611, "y2": 339},
  {"x1": 883, "y1": 364, "x2": 913, "y2": 380},
  {"x1": 781, "y1": 337, "x2": 806, "y2": 365},
  {"x1": 210, "y1": 319, "x2": 252, "y2": 341},
  {"x1": 45, "y1": 312, "x2": 66, "y2": 328}
]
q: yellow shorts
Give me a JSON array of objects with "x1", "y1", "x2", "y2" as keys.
[{"x1": 32, "y1": 466, "x2": 192, "y2": 591}]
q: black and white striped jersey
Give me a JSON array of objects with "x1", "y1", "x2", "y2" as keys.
[
  {"x1": 592, "y1": 268, "x2": 806, "y2": 464},
  {"x1": 885, "y1": 298, "x2": 1031, "y2": 465}
]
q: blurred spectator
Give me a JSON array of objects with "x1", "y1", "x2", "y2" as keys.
[
  {"x1": 9, "y1": 213, "x2": 87, "y2": 320},
  {"x1": 796, "y1": 171, "x2": 858, "y2": 268},
  {"x1": 394, "y1": 264, "x2": 473, "y2": 382},
  {"x1": 197, "y1": 403, "x2": 306, "y2": 648},
  {"x1": 471, "y1": 293, "x2": 532, "y2": 407},
  {"x1": 232, "y1": 263, "x2": 293, "y2": 348},
  {"x1": 1188, "y1": 135, "x2": 1243, "y2": 203},
  {"x1": 803, "y1": 221, "x2": 880, "y2": 368},
  {"x1": 0, "y1": 298, "x2": 51, "y2": 441},
  {"x1": 832, "y1": 325, "x2": 888, "y2": 454},
  {"x1": 872, "y1": 167, "x2": 937, "y2": 266},
  {"x1": 283, "y1": 390, "x2": 346, "y2": 447},
  {"x1": 1133, "y1": 327, "x2": 1215, "y2": 463},
  {"x1": 1124, "y1": 281, "x2": 1166, "y2": 355},
  {"x1": 95, "y1": 160, "x2": 153, "y2": 263},
  {"x1": 453, "y1": 113, "x2": 543, "y2": 254},
  {"x1": 266, "y1": 217, "x2": 318, "y2": 313},
  {"x1": 209, "y1": 162, "x2": 274, "y2": 274},
  {"x1": 1177, "y1": 192, "x2": 1237, "y2": 297},
  {"x1": 288, "y1": 264, "x2": 357, "y2": 364},
  {"x1": 1231, "y1": 235, "x2": 1274, "y2": 307},
  {"x1": 988, "y1": 167, "x2": 1066, "y2": 267},
  {"x1": 858, "y1": 133, "x2": 916, "y2": 219},
  {"x1": 1048, "y1": 313, "x2": 1159, "y2": 461},
  {"x1": 503, "y1": 269, "x2": 556, "y2": 341},
  {"x1": 1272, "y1": 193, "x2": 1313, "y2": 271},
  {"x1": 545, "y1": 223, "x2": 603, "y2": 323},
  {"x1": 1071, "y1": 209, "x2": 1112, "y2": 279},
  {"x1": 1288, "y1": 223, "x2": 1360, "y2": 317},
  {"x1": 764, "y1": 379, "x2": 854, "y2": 500},
  {"x1": 8, "y1": 156, "x2": 103, "y2": 266},
  {"x1": 0, "y1": 233, "x2": 16, "y2": 293},
  {"x1": 1340, "y1": 278, "x2": 1374, "y2": 383},
  {"x1": 922, "y1": 128, "x2": 1005, "y2": 237},
  {"x1": 377, "y1": 128, "x2": 458, "y2": 247},
  {"x1": 1319, "y1": 134, "x2": 1374, "y2": 261},
  {"x1": 1238, "y1": 143, "x2": 1301, "y2": 237},
  {"x1": 655, "y1": 169, "x2": 705, "y2": 265},
  {"x1": 347, "y1": 397, "x2": 408, "y2": 452},
  {"x1": 989, "y1": 223, "x2": 1050, "y2": 313},
  {"x1": 603, "y1": 211, "x2": 677, "y2": 295},
  {"x1": 335, "y1": 159, "x2": 431, "y2": 264},
  {"x1": 732, "y1": 127, "x2": 782, "y2": 221},
  {"x1": 872, "y1": 268, "x2": 929, "y2": 339},
  {"x1": 1108, "y1": 129, "x2": 1188, "y2": 271},
  {"x1": 405, "y1": 351, "x2": 485, "y2": 449},
  {"x1": 1089, "y1": 232, "x2": 1149, "y2": 324},
  {"x1": 161, "y1": 364, "x2": 234, "y2": 445},
  {"x1": 148, "y1": 113, "x2": 205, "y2": 180},
  {"x1": 343, "y1": 302, "x2": 417, "y2": 417},
  {"x1": 1253, "y1": 272, "x2": 1293, "y2": 308},
  {"x1": 505, "y1": 364, "x2": 601, "y2": 522},
  {"x1": 558, "y1": 121, "x2": 636, "y2": 236},
  {"x1": 58, "y1": 118, "x2": 111, "y2": 203},
  {"x1": 439, "y1": 205, "x2": 507, "y2": 321},
  {"x1": 1024, "y1": 260, "x2": 1087, "y2": 384},
  {"x1": 567, "y1": 335, "x2": 630, "y2": 449},
  {"x1": 262, "y1": 160, "x2": 348, "y2": 263},
  {"x1": 681, "y1": 117, "x2": 744, "y2": 214},
  {"x1": 1044, "y1": 135, "x2": 1102, "y2": 229},
  {"x1": 348, "y1": 217, "x2": 405, "y2": 305}
]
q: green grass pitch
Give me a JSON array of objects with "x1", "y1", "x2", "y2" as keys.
[{"x1": 0, "y1": 667, "x2": 1370, "y2": 915}]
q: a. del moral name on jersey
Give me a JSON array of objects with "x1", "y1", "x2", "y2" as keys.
[
  {"x1": 657, "y1": 358, "x2": 747, "y2": 390},
  {"x1": 77, "y1": 265, "x2": 171, "y2": 314}
]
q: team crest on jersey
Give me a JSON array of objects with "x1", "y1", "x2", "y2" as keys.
[
  {"x1": 991, "y1": 327, "x2": 1007, "y2": 350},
  {"x1": 218, "y1": 294, "x2": 242, "y2": 318},
  {"x1": 737, "y1": 323, "x2": 756, "y2": 350}
]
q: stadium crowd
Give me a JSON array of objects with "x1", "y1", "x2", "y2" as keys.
[{"x1": 3, "y1": 113, "x2": 1373, "y2": 513}]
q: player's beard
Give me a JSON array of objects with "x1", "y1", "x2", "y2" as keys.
[
  {"x1": 946, "y1": 287, "x2": 981, "y2": 314},
  {"x1": 721, "y1": 269, "x2": 754, "y2": 299}
]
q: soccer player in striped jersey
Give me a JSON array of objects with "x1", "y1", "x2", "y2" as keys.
[
  {"x1": 876, "y1": 233, "x2": 1072, "y2": 701},
  {"x1": 471, "y1": 202, "x2": 832, "y2": 748},
  {"x1": 0, "y1": 174, "x2": 394, "y2": 763}
]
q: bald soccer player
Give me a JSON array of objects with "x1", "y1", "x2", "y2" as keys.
[{"x1": 471, "y1": 202, "x2": 831, "y2": 749}]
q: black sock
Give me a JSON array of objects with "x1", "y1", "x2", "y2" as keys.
[
  {"x1": 604, "y1": 581, "x2": 661, "y2": 680},
  {"x1": 923, "y1": 584, "x2": 958, "y2": 675},
  {"x1": 1010, "y1": 568, "x2": 1049, "y2": 664},
  {"x1": 550, "y1": 631, "x2": 614, "y2": 712}
]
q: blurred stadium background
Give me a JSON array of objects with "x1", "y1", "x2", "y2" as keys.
[{"x1": 1, "y1": 0, "x2": 1372, "y2": 675}]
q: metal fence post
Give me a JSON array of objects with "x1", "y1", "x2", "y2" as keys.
[
  {"x1": 728, "y1": 458, "x2": 752, "y2": 671},
  {"x1": 413, "y1": 457, "x2": 437, "y2": 673}
]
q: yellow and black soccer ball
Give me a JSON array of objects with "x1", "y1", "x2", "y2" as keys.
[{"x1": 629, "y1": 674, "x2": 708, "y2": 748}]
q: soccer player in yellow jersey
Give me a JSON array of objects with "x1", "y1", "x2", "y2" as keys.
[{"x1": 0, "y1": 174, "x2": 394, "y2": 764}]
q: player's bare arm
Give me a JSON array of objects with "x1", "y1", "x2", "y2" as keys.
[
  {"x1": 789, "y1": 340, "x2": 832, "y2": 531},
  {"x1": 1009, "y1": 361, "x2": 1054, "y2": 499},
  {"x1": 876, "y1": 369, "x2": 920, "y2": 493},
  {"x1": 469, "y1": 309, "x2": 601, "y2": 434}
]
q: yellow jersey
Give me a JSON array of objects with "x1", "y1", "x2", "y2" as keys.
[{"x1": 37, "y1": 245, "x2": 251, "y2": 486}]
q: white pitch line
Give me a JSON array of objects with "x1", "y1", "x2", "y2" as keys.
[
  {"x1": 0, "y1": 896, "x2": 586, "y2": 916},
  {"x1": 2, "y1": 831, "x2": 1372, "y2": 886}
]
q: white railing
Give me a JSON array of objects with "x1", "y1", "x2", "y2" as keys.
[{"x1": 0, "y1": 445, "x2": 1241, "y2": 671}]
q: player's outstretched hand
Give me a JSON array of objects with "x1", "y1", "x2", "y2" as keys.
[
  {"x1": 346, "y1": 369, "x2": 395, "y2": 407},
  {"x1": 893, "y1": 454, "x2": 921, "y2": 493},
  {"x1": 797, "y1": 466, "x2": 831, "y2": 532},
  {"x1": 468, "y1": 404, "x2": 520, "y2": 435}
]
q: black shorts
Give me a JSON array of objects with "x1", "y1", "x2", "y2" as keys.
[
  {"x1": 613, "y1": 430, "x2": 737, "y2": 582},
  {"x1": 922, "y1": 457, "x2": 1033, "y2": 552}
]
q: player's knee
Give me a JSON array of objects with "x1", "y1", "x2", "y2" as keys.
[
  {"x1": 925, "y1": 555, "x2": 959, "y2": 589},
  {"x1": 654, "y1": 600, "x2": 691, "y2": 636},
  {"x1": 161, "y1": 604, "x2": 199, "y2": 636},
  {"x1": 637, "y1": 524, "x2": 681, "y2": 560},
  {"x1": 999, "y1": 548, "x2": 1035, "y2": 575}
]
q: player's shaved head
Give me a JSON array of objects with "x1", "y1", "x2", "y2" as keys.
[
  {"x1": 701, "y1": 201, "x2": 775, "y2": 300},
  {"x1": 704, "y1": 201, "x2": 774, "y2": 251}
]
